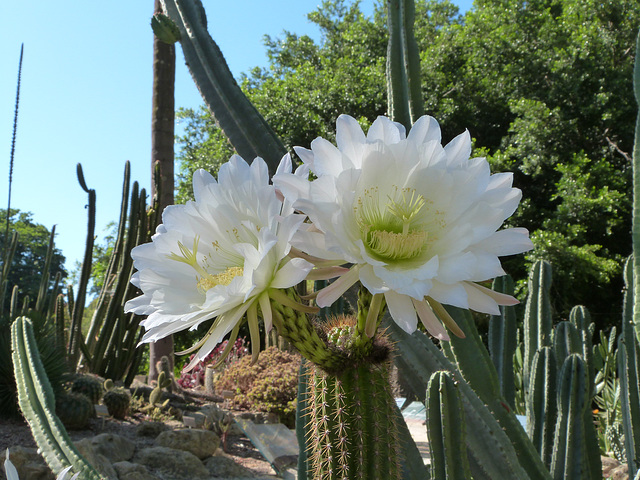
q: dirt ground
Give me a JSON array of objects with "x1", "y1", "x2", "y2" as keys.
[{"x1": 0, "y1": 392, "x2": 280, "y2": 478}]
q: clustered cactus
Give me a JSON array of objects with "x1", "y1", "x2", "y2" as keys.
[{"x1": 102, "y1": 379, "x2": 130, "y2": 420}]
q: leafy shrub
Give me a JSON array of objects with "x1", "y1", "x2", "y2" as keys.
[
  {"x1": 177, "y1": 337, "x2": 248, "y2": 389},
  {"x1": 215, "y1": 346, "x2": 300, "y2": 427}
]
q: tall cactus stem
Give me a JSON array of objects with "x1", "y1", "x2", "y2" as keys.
[
  {"x1": 550, "y1": 354, "x2": 600, "y2": 479},
  {"x1": 523, "y1": 260, "x2": 553, "y2": 396},
  {"x1": 160, "y1": 0, "x2": 287, "y2": 173},
  {"x1": 526, "y1": 347, "x2": 557, "y2": 469},
  {"x1": 489, "y1": 275, "x2": 518, "y2": 408},
  {"x1": 306, "y1": 358, "x2": 402, "y2": 480},
  {"x1": 426, "y1": 370, "x2": 472, "y2": 479},
  {"x1": 632, "y1": 29, "x2": 640, "y2": 342},
  {"x1": 11, "y1": 317, "x2": 103, "y2": 479},
  {"x1": 385, "y1": 0, "x2": 424, "y2": 128}
]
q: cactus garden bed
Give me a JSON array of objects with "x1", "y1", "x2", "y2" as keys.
[{"x1": 0, "y1": 384, "x2": 282, "y2": 480}]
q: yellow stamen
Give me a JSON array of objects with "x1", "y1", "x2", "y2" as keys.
[{"x1": 197, "y1": 266, "x2": 244, "y2": 293}]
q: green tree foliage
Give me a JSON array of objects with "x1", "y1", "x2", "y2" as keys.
[
  {"x1": 175, "y1": 0, "x2": 639, "y2": 329},
  {"x1": 0, "y1": 209, "x2": 66, "y2": 310}
]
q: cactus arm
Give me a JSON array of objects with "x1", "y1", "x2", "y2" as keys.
[
  {"x1": 553, "y1": 321, "x2": 582, "y2": 367},
  {"x1": 160, "y1": 0, "x2": 287, "y2": 173},
  {"x1": 385, "y1": 0, "x2": 424, "y2": 127},
  {"x1": 426, "y1": 371, "x2": 472, "y2": 479},
  {"x1": 523, "y1": 260, "x2": 554, "y2": 395},
  {"x1": 387, "y1": 319, "x2": 546, "y2": 479},
  {"x1": 11, "y1": 317, "x2": 103, "y2": 479},
  {"x1": 489, "y1": 275, "x2": 518, "y2": 408},
  {"x1": 68, "y1": 164, "x2": 96, "y2": 370},
  {"x1": 550, "y1": 354, "x2": 600, "y2": 480},
  {"x1": 526, "y1": 347, "x2": 557, "y2": 469},
  {"x1": 441, "y1": 307, "x2": 553, "y2": 479}
]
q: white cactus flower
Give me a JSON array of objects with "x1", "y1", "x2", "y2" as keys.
[
  {"x1": 274, "y1": 114, "x2": 533, "y2": 339},
  {"x1": 125, "y1": 156, "x2": 315, "y2": 369}
]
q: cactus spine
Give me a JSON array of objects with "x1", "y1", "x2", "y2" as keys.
[
  {"x1": 10, "y1": 317, "x2": 102, "y2": 479},
  {"x1": 426, "y1": 371, "x2": 472, "y2": 479}
]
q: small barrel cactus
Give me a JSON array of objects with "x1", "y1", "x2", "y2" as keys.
[
  {"x1": 102, "y1": 380, "x2": 130, "y2": 420},
  {"x1": 70, "y1": 374, "x2": 104, "y2": 405},
  {"x1": 55, "y1": 392, "x2": 94, "y2": 430}
]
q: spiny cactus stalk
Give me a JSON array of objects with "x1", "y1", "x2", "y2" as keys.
[
  {"x1": 526, "y1": 347, "x2": 557, "y2": 469},
  {"x1": 426, "y1": 370, "x2": 472, "y2": 479},
  {"x1": 149, "y1": 370, "x2": 172, "y2": 406},
  {"x1": 269, "y1": 288, "x2": 349, "y2": 374},
  {"x1": 10, "y1": 317, "x2": 102, "y2": 479},
  {"x1": 306, "y1": 358, "x2": 401, "y2": 479}
]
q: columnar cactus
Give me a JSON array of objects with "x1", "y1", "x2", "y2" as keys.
[{"x1": 10, "y1": 317, "x2": 102, "y2": 479}]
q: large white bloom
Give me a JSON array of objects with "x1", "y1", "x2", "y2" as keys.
[
  {"x1": 125, "y1": 156, "x2": 314, "y2": 369},
  {"x1": 274, "y1": 115, "x2": 533, "y2": 339}
]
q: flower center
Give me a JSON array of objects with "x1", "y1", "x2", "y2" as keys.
[
  {"x1": 167, "y1": 236, "x2": 243, "y2": 293},
  {"x1": 355, "y1": 186, "x2": 432, "y2": 261},
  {"x1": 196, "y1": 266, "x2": 244, "y2": 292}
]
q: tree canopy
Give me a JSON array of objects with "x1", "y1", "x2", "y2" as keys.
[
  {"x1": 0, "y1": 209, "x2": 66, "y2": 310},
  {"x1": 175, "y1": 0, "x2": 640, "y2": 329}
]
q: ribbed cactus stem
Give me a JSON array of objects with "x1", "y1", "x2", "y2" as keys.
[
  {"x1": 550, "y1": 354, "x2": 600, "y2": 479},
  {"x1": 306, "y1": 359, "x2": 401, "y2": 480},
  {"x1": 489, "y1": 275, "x2": 518, "y2": 409},
  {"x1": 11, "y1": 317, "x2": 103, "y2": 479},
  {"x1": 523, "y1": 260, "x2": 553, "y2": 396},
  {"x1": 526, "y1": 347, "x2": 557, "y2": 469},
  {"x1": 426, "y1": 370, "x2": 472, "y2": 479},
  {"x1": 385, "y1": 0, "x2": 424, "y2": 127}
]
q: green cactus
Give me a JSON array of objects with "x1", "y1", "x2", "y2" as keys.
[
  {"x1": 55, "y1": 392, "x2": 94, "y2": 430},
  {"x1": 388, "y1": 317, "x2": 546, "y2": 479},
  {"x1": 102, "y1": 380, "x2": 130, "y2": 420},
  {"x1": 550, "y1": 354, "x2": 599, "y2": 479},
  {"x1": 526, "y1": 347, "x2": 557, "y2": 469},
  {"x1": 489, "y1": 275, "x2": 518, "y2": 409},
  {"x1": 149, "y1": 370, "x2": 172, "y2": 406},
  {"x1": 160, "y1": 0, "x2": 287, "y2": 173},
  {"x1": 385, "y1": 0, "x2": 424, "y2": 127},
  {"x1": 10, "y1": 317, "x2": 102, "y2": 479},
  {"x1": 553, "y1": 321, "x2": 582, "y2": 367},
  {"x1": 151, "y1": 12, "x2": 181, "y2": 44},
  {"x1": 306, "y1": 359, "x2": 401, "y2": 480},
  {"x1": 426, "y1": 370, "x2": 472, "y2": 480},
  {"x1": 523, "y1": 260, "x2": 554, "y2": 395},
  {"x1": 70, "y1": 374, "x2": 104, "y2": 405}
]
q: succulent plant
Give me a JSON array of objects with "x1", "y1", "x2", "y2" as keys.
[
  {"x1": 55, "y1": 392, "x2": 93, "y2": 430},
  {"x1": 102, "y1": 380, "x2": 130, "y2": 420},
  {"x1": 70, "y1": 374, "x2": 104, "y2": 405}
]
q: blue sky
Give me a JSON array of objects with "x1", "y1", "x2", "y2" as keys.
[{"x1": 0, "y1": 0, "x2": 472, "y2": 283}]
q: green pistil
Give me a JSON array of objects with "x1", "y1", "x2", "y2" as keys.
[{"x1": 356, "y1": 185, "x2": 432, "y2": 261}]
